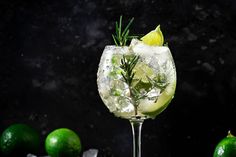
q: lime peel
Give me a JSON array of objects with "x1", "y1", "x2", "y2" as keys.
[
  {"x1": 45, "y1": 128, "x2": 82, "y2": 157},
  {"x1": 139, "y1": 81, "x2": 176, "y2": 118},
  {"x1": 0, "y1": 123, "x2": 40, "y2": 156},
  {"x1": 213, "y1": 131, "x2": 236, "y2": 157}
]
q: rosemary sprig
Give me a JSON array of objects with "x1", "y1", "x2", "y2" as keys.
[
  {"x1": 112, "y1": 16, "x2": 135, "y2": 46},
  {"x1": 120, "y1": 55, "x2": 140, "y2": 115},
  {"x1": 120, "y1": 55, "x2": 139, "y2": 86}
]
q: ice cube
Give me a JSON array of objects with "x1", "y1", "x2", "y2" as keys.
[
  {"x1": 82, "y1": 149, "x2": 98, "y2": 157},
  {"x1": 146, "y1": 88, "x2": 161, "y2": 100},
  {"x1": 98, "y1": 46, "x2": 128, "y2": 76},
  {"x1": 117, "y1": 96, "x2": 134, "y2": 113},
  {"x1": 110, "y1": 80, "x2": 129, "y2": 96}
]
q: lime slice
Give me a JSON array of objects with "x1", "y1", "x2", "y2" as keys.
[
  {"x1": 139, "y1": 80, "x2": 176, "y2": 118},
  {"x1": 141, "y1": 25, "x2": 164, "y2": 46},
  {"x1": 133, "y1": 62, "x2": 155, "y2": 83}
]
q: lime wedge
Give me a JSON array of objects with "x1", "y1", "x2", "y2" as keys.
[
  {"x1": 139, "y1": 80, "x2": 176, "y2": 118},
  {"x1": 141, "y1": 25, "x2": 164, "y2": 46}
]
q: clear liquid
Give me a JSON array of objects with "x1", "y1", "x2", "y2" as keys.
[{"x1": 97, "y1": 39, "x2": 176, "y2": 119}]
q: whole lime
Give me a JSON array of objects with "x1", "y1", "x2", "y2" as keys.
[
  {"x1": 214, "y1": 131, "x2": 236, "y2": 157},
  {"x1": 45, "y1": 128, "x2": 82, "y2": 157},
  {"x1": 0, "y1": 123, "x2": 40, "y2": 157}
]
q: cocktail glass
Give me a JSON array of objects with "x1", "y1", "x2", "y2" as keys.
[{"x1": 97, "y1": 39, "x2": 176, "y2": 157}]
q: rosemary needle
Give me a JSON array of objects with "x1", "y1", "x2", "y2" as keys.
[{"x1": 112, "y1": 16, "x2": 135, "y2": 46}]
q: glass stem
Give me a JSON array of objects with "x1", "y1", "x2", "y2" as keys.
[{"x1": 130, "y1": 119, "x2": 144, "y2": 157}]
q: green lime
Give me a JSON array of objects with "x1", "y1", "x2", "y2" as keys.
[
  {"x1": 45, "y1": 128, "x2": 82, "y2": 157},
  {"x1": 139, "y1": 80, "x2": 176, "y2": 118},
  {"x1": 214, "y1": 131, "x2": 236, "y2": 157},
  {"x1": 133, "y1": 62, "x2": 155, "y2": 83},
  {"x1": 141, "y1": 25, "x2": 164, "y2": 46},
  {"x1": 0, "y1": 123, "x2": 40, "y2": 157}
]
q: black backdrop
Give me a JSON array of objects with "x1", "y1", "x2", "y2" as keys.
[{"x1": 0, "y1": 0, "x2": 236, "y2": 156}]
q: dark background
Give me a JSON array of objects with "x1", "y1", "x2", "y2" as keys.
[{"x1": 0, "y1": 0, "x2": 236, "y2": 156}]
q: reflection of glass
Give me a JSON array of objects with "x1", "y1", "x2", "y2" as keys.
[{"x1": 97, "y1": 39, "x2": 176, "y2": 157}]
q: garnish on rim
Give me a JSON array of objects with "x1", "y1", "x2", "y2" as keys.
[{"x1": 141, "y1": 25, "x2": 164, "y2": 46}]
